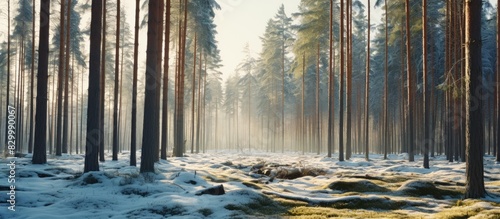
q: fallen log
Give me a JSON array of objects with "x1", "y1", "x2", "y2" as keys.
[{"x1": 195, "y1": 184, "x2": 225, "y2": 196}]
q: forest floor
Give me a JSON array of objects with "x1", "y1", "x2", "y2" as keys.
[{"x1": 1, "y1": 150, "x2": 500, "y2": 218}]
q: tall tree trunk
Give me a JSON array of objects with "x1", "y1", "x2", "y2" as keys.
[
  {"x1": 338, "y1": 0, "x2": 345, "y2": 161},
  {"x1": 316, "y1": 43, "x2": 320, "y2": 155},
  {"x1": 201, "y1": 58, "x2": 207, "y2": 152},
  {"x1": 174, "y1": 8, "x2": 181, "y2": 156},
  {"x1": 84, "y1": 0, "x2": 103, "y2": 173},
  {"x1": 405, "y1": 0, "x2": 415, "y2": 162},
  {"x1": 496, "y1": 0, "x2": 500, "y2": 162},
  {"x1": 50, "y1": 59, "x2": 57, "y2": 154},
  {"x1": 154, "y1": 0, "x2": 164, "y2": 162},
  {"x1": 141, "y1": 0, "x2": 162, "y2": 172},
  {"x1": 118, "y1": 26, "x2": 124, "y2": 153},
  {"x1": 18, "y1": 42, "x2": 25, "y2": 153},
  {"x1": 62, "y1": 0, "x2": 71, "y2": 154},
  {"x1": 99, "y1": 0, "x2": 107, "y2": 162},
  {"x1": 191, "y1": 33, "x2": 197, "y2": 154},
  {"x1": 130, "y1": 0, "x2": 140, "y2": 166},
  {"x1": 161, "y1": 0, "x2": 171, "y2": 160},
  {"x1": 430, "y1": 26, "x2": 436, "y2": 158},
  {"x1": 302, "y1": 53, "x2": 305, "y2": 155},
  {"x1": 357, "y1": 86, "x2": 362, "y2": 154},
  {"x1": 33, "y1": 0, "x2": 50, "y2": 164},
  {"x1": 364, "y1": 0, "x2": 371, "y2": 161},
  {"x1": 112, "y1": 0, "x2": 120, "y2": 161},
  {"x1": 80, "y1": 65, "x2": 84, "y2": 154},
  {"x1": 56, "y1": 0, "x2": 66, "y2": 156},
  {"x1": 70, "y1": 57, "x2": 74, "y2": 154},
  {"x1": 174, "y1": 0, "x2": 188, "y2": 157},
  {"x1": 464, "y1": 0, "x2": 485, "y2": 199},
  {"x1": 328, "y1": 0, "x2": 334, "y2": 158},
  {"x1": 346, "y1": 0, "x2": 352, "y2": 160},
  {"x1": 422, "y1": 0, "x2": 430, "y2": 169},
  {"x1": 76, "y1": 63, "x2": 79, "y2": 154},
  {"x1": 247, "y1": 78, "x2": 251, "y2": 151},
  {"x1": 282, "y1": 42, "x2": 285, "y2": 153},
  {"x1": 196, "y1": 50, "x2": 202, "y2": 153},
  {"x1": 383, "y1": 0, "x2": 388, "y2": 160},
  {"x1": 28, "y1": 0, "x2": 36, "y2": 154},
  {"x1": 4, "y1": 0, "x2": 11, "y2": 153}
]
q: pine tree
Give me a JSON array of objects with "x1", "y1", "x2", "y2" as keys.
[
  {"x1": 496, "y1": 0, "x2": 500, "y2": 163},
  {"x1": 174, "y1": 0, "x2": 188, "y2": 158},
  {"x1": 62, "y1": 0, "x2": 72, "y2": 154},
  {"x1": 99, "y1": 0, "x2": 107, "y2": 162},
  {"x1": 28, "y1": 0, "x2": 36, "y2": 154},
  {"x1": 161, "y1": 0, "x2": 171, "y2": 160},
  {"x1": 405, "y1": 0, "x2": 414, "y2": 162},
  {"x1": 4, "y1": 0, "x2": 10, "y2": 153},
  {"x1": 84, "y1": 0, "x2": 103, "y2": 173},
  {"x1": 422, "y1": 0, "x2": 430, "y2": 169},
  {"x1": 364, "y1": 0, "x2": 371, "y2": 161},
  {"x1": 32, "y1": 0, "x2": 50, "y2": 164},
  {"x1": 56, "y1": 0, "x2": 66, "y2": 156},
  {"x1": 141, "y1": 0, "x2": 162, "y2": 173},
  {"x1": 464, "y1": 0, "x2": 486, "y2": 199},
  {"x1": 112, "y1": 0, "x2": 120, "y2": 161},
  {"x1": 130, "y1": 0, "x2": 140, "y2": 166},
  {"x1": 339, "y1": 0, "x2": 345, "y2": 161},
  {"x1": 327, "y1": 0, "x2": 334, "y2": 158}
]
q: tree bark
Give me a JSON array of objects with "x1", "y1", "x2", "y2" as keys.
[
  {"x1": 196, "y1": 50, "x2": 202, "y2": 153},
  {"x1": 154, "y1": 0, "x2": 165, "y2": 162},
  {"x1": 33, "y1": 0, "x2": 50, "y2": 164},
  {"x1": 4, "y1": 0, "x2": 11, "y2": 153},
  {"x1": 338, "y1": 0, "x2": 345, "y2": 161},
  {"x1": 99, "y1": 0, "x2": 107, "y2": 162},
  {"x1": 327, "y1": 0, "x2": 334, "y2": 158},
  {"x1": 140, "y1": 0, "x2": 161, "y2": 173},
  {"x1": 84, "y1": 0, "x2": 103, "y2": 173},
  {"x1": 112, "y1": 0, "x2": 120, "y2": 161},
  {"x1": 174, "y1": 0, "x2": 188, "y2": 158},
  {"x1": 346, "y1": 0, "x2": 352, "y2": 160},
  {"x1": 496, "y1": 0, "x2": 500, "y2": 162},
  {"x1": 383, "y1": 0, "x2": 388, "y2": 160},
  {"x1": 364, "y1": 0, "x2": 371, "y2": 161},
  {"x1": 464, "y1": 0, "x2": 486, "y2": 199},
  {"x1": 191, "y1": 34, "x2": 197, "y2": 154},
  {"x1": 422, "y1": 0, "x2": 430, "y2": 169},
  {"x1": 316, "y1": 43, "x2": 320, "y2": 155},
  {"x1": 62, "y1": 0, "x2": 71, "y2": 154},
  {"x1": 28, "y1": 0, "x2": 36, "y2": 154},
  {"x1": 56, "y1": 0, "x2": 66, "y2": 156},
  {"x1": 161, "y1": 0, "x2": 171, "y2": 160},
  {"x1": 302, "y1": 53, "x2": 305, "y2": 155},
  {"x1": 405, "y1": 0, "x2": 414, "y2": 162},
  {"x1": 130, "y1": 0, "x2": 140, "y2": 166}
]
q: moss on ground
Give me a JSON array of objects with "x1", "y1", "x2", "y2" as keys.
[
  {"x1": 274, "y1": 198, "x2": 309, "y2": 207},
  {"x1": 435, "y1": 206, "x2": 482, "y2": 219},
  {"x1": 242, "y1": 181, "x2": 264, "y2": 190},
  {"x1": 434, "y1": 200, "x2": 500, "y2": 219},
  {"x1": 325, "y1": 180, "x2": 390, "y2": 193},
  {"x1": 396, "y1": 180, "x2": 463, "y2": 199},
  {"x1": 285, "y1": 206, "x2": 414, "y2": 219},
  {"x1": 224, "y1": 193, "x2": 287, "y2": 216},
  {"x1": 326, "y1": 197, "x2": 405, "y2": 210}
]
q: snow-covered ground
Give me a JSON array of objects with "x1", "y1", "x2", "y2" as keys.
[{"x1": 1, "y1": 151, "x2": 500, "y2": 218}]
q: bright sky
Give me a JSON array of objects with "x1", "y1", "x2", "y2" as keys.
[{"x1": 214, "y1": 0, "x2": 301, "y2": 81}]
